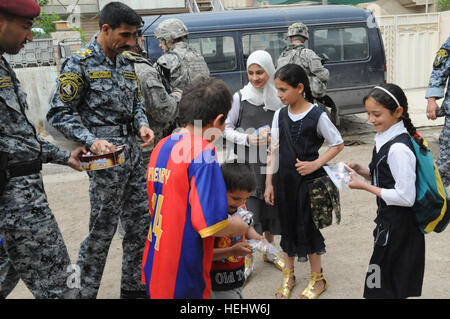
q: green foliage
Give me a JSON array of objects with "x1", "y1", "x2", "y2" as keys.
[
  {"x1": 32, "y1": 11, "x2": 61, "y2": 38},
  {"x1": 35, "y1": 0, "x2": 50, "y2": 7},
  {"x1": 438, "y1": 0, "x2": 450, "y2": 11},
  {"x1": 71, "y1": 27, "x2": 87, "y2": 45}
]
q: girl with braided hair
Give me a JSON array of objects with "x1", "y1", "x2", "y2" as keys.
[{"x1": 345, "y1": 83, "x2": 425, "y2": 299}]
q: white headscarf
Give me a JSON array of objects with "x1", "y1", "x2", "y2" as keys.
[{"x1": 240, "y1": 50, "x2": 284, "y2": 111}]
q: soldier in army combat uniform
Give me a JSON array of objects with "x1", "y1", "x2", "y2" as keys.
[
  {"x1": 277, "y1": 23, "x2": 330, "y2": 110},
  {"x1": 426, "y1": 36, "x2": 450, "y2": 187},
  {"x1": 130, "y1": 34, "x2": 182, "y2": 159},
  {"x1": 0, "y1": 0, "x2": 85, "y2": 299},
  {"x1": 154, "y1": 18, "x2": 210, "y2": 91},
  {"x1": 47, "y1": 2, "x2": 154, "y2": 299}
]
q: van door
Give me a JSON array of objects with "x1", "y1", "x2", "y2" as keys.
[
  {"x1": 188, "y1": 32, "x2": 241, "y2": 93},
  {"x1": 310, "y1": 24, "x2": 384, "y2": 116}
]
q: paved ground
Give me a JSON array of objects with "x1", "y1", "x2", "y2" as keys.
[{"x1": 6, "y1": 88, "x2": 450, "y2": 299}]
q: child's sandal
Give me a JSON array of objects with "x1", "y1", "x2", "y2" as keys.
[
  {"x1": 262, "y1": 252, "x2": 285, "y2": 271},
  {"x1": 275, "y1": 267, "x2": 296, "y2": 299},
  {"x1": 298, "y1": 268, "x2": 328, "y2": 299}
]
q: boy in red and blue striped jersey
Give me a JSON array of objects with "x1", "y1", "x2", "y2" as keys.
[{"x1": 142, "y1": 78, "x2": 249, "y2": 299}]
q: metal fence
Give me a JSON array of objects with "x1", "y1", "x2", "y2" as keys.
[{"x1": 4, "y1": 39, "x2": 56, "y2": 68}]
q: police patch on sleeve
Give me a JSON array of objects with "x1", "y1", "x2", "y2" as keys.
[
  {"x1": 433, "y1": 48, "x2": 449, "y2": 68},
  {"x1": 57, "y1": 73, "x2": 84, "y2": 102}
]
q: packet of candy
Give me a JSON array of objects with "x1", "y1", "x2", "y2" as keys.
[
  {"x1": 238, "y1": 209, "x2": 254, "y2": 226},
  {"x1": 253, "y1": 125, "x2": 271, "y2": 144},
  {"x1": 323, "y1": 162, "x2": 351, "y2": 190},
  {"x1": 246, "y1": 239, "x2": 281, "y2": 256}
]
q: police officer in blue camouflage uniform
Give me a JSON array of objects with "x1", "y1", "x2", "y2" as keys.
[
  {"x1": 47, "y1": 2, "x2": 154, "y2": 299},
  {"x1": 0, "y1": 0, "x2": 85, "y2": 299},
  {"x1": 426, "y1": 36, "x2": 450, "y2": 187}
]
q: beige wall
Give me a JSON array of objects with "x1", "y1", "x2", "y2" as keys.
[
  {"x1": 440, "y1": 10, "x2": 450, "y2": 45},
  {"x1": 358, "y1": 0, "x2": 438, "y2": 15},
  {"x1": 15, "y1": 66, "x2": 59, "y2": 133}
]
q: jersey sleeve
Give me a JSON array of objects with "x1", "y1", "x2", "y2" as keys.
[{"x1": 188, "y1": 146, "x2": 229, "y2": 238}]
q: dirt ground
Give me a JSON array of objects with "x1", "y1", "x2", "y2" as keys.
[{"x1": 6, "y1": 115, "x2": 450, "y2": 299}]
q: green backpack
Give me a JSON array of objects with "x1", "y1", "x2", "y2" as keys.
[{"x1": 406, "y1": 133, "x2": 449, "y2": 234}]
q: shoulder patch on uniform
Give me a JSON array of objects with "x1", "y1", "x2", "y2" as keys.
[
  {"x1": 0, "y1": 77, "x2": 12, "y2": 88},
  {"x1": 74, "y1": 48, "x2": 94, "y2": 60},
  {"x1": 57, "y1": 73, "x2": 84, "y2": 102},
  {"x1": 122, "y1": 51, "x2": 135, "y2": 61},
  {"x1": 433, "y1": 48, "x2": 449, "y2": 68}
]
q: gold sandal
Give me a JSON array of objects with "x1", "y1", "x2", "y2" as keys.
[
  {"x1": 263, "y1": 252, "x2": 285, "y2": 271},
  {"x1": 299, "y1": 268, "x2": 328, "y2": 299},
  {"x1": 275, "y1": 267, "x2": 296, "y2": 299}
]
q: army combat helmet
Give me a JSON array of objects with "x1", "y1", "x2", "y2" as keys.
[
  {"x1": 286, "y1": 22, "x2": 309, "y2": 40},
  {"x1": 154, "y1": 18, "x2": 188, "y2": 43}
]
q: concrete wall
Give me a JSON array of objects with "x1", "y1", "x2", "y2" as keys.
[
  {"x1": 440, "y1": 10, "x2": 450, "y2": 45},
  {"x1": 15, "y1": 66, "x2": 58, "y2": 133},
  {"x1": 358, "y1": 0, "x2": 438, "y2": 15}
]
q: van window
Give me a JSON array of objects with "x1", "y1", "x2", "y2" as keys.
[
  {"x1": 242, "y1": 31, "x2": 289, "y2": 66},
  {"x1": 188, "y1": 36, "x2": 237, "y2": 72},
  {"x1": 313, "y1": 27, "x2": 369, "y2": 62}
]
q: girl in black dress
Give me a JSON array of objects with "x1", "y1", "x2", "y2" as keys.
[
  {"x1": 346, "y1": 83, "x2": 425, "y2": 298},
  {"x1": 265, "y1": 64, "x2": 344, "y2": 299}
]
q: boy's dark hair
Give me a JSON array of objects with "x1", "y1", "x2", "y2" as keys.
[
  {"x1": 274, "y1": 63, "x2": 314, "y2": 103},
  {"x1": 363, "y1": 83, "x2": 419, "y2": 141},
  {"x1": 221, "y1": 162, "x2": 256, "y2": 193},
  {"x1": 178, "y1": 77, "x2": 232, "y2": 127},
  {"x1": 99, "y1": 2, "x2": 142, "y2": 30}
]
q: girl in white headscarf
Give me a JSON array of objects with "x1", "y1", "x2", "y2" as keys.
[{"x1": 222, "y1": 50, "x2": 285, "y2": 282}]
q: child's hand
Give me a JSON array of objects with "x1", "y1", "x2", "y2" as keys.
[
  {"x1": 247, "y1": 134, "x2": 267, "y2": 146},
  {"x1": 344, "y1": 161, "x2": 361, "y2": 174},
  {"x1": 231, "y1": 242, "x2": 253, "y2": 257},
  {"x1": 295, "y1": 159, "x2": 319, "y2": 176},
  {"x1": 345, "y1": 165, "x2": 368, "y2": 190},
  {"x1": 264, "y1": 184, "x2": 275, "y2": 206}
]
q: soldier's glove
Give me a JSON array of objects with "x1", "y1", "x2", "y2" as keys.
[{"x1": 320, "y1": 53, "x2": 329, "y2": 65}]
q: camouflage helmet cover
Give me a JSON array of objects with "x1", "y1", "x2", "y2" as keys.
[
  {"x1": 154, "y1": 18, "x2": 188, "y2": 42},
  {"x1": 287, "y1": 22, "x2": 309, "y2": 40}
]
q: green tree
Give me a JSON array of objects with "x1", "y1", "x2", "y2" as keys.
[
  {"x1": 35, "y1": 0, "x2": 50, "y2": 6},
  {"x1": 438, "y1": 0, "x2": 450, "y2": 11}
]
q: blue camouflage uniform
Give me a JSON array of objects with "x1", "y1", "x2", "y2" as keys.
[
  {"x1": 425, "y1": 37, "x2": 450, "y2": 187},
  {"x1": 47, "y1": 38, "x2": 151, "y2": 299},
  {"x1": 0, "y1": 56, "x2": 76, "y2": 298}
]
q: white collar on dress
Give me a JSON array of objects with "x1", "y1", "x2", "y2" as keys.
[{"x1": 374, "y1": 121, "x2": 408, "y2": 152}]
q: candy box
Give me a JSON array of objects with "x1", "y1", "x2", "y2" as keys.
[{"x1": 80, "y1": 145, "x2": 125, "y2": 171}]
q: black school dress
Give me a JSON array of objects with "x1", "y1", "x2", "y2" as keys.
[
  {"x1": 364, "y1": 133, "x2": 425, "y2": 299},
  {"x1": 276, "y1": 106, "x2": 326, "y2": 262}
]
